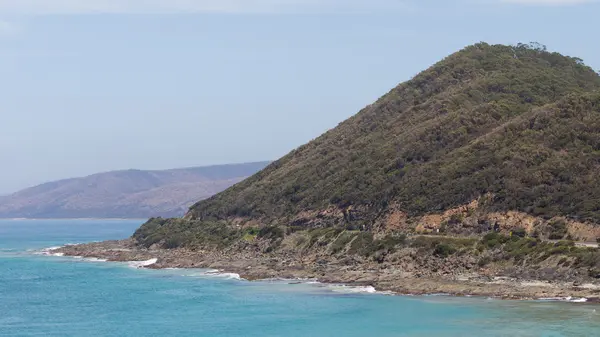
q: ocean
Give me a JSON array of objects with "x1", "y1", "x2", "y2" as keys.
[{"x1": 0, "y1": 219, "x2": 598, "y2": 337}]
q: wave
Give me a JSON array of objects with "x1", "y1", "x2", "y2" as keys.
[
  {"x1": 259, "y1": 277, "x2": 319, "y2": 285},
  {"x1": 172, "y1": 269, "x2": 245, "y2": 280},
  {"x1": 35, "y1": 246, "x2": 65, "y2": 257},
  {"x1": 34, "y1": 246, "x2": 112, "y2": 263},
  {"x1": 424, "y1": 293, "x2": 452, "y2": 297},
  {"x1": 35, "y1": 244, "x2": 82, "y2": 256},
  {"x1": 538, "y1": 296, "x2": 588, "y2": 303},
  {"x1": 569, "y1": 297, "x2": 588, "y2": 303},
  {"x1": 82, "y1": 257, "x2": 108, "y2": 262},
  {"x1": 326, "y1": 285, "x2": 390, "y2": 295},
  {"x1": 252, "y1": 278, "x2": 393, "y2": 295},
  {"x1": 201, "y1": 270, "x2": 242, "y2": 280},
  {"x1": 293, "y1": 278, "x2": 320, "y2": 285},
  {"x1": 127, "y1": 258, "x2": 158, "y2": 269}
]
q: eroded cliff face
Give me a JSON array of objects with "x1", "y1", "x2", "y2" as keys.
[{"x1": 378, "y1": 196, "x2": 600, "y2": 242}]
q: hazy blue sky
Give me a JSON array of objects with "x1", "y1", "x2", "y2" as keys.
[{"x1": 0, "y1": 0, "x2": 598, "y2": 194}]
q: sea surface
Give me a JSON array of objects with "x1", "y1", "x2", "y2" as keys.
[{"x1": 1, "y1": 219, "x2": 599, "y2": 337}]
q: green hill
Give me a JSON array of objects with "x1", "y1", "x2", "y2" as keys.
[{"x1": 133, "y1": 43, "x2": 600, "y2": 249}]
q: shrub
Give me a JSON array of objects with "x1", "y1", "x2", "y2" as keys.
[
  {"x1": 548, "y1": 245, "x2": 571, "y2": 255},
  {"x1": 330, "y1": 231, "x2": 358, "y2": 254},
  {"x1": 477, "y1": 256, "x2": 491, "y2": 267},
  {"x1": 481, "y1": 232, "x2": 510, "y2": 249},
  {"x1": 366, "y1": 234, "x2": 408, "y2": 259},
  {"x1": 162, "y1": 233, "x2": 190, "y2": 249},
  {"x1": 439, "y1": 221, "x2": 448, "y2": 233},
  {"x1": 242, "y1": 227, "x2": 260, "y2": 242},
  {"x1": 434, "y1": 243, "x2": 457, "y2": 258},
  {"x1": 504, "y1": 237, "x2": 539, "y2": 261},
  {"x1": 589, "y1": 269, "x2": 600, "y2": 279},
  {"x1": 308, "y1": 228, "x2": 343, "y2": 248},
  {"x1": 512, "y1": 228, "x2": 527, "y2": 238},
  {"x1": 258, "y1": 226, "x2": 285, "y2": 241},
  {"x1": 245, "y1": 227, "x2": 260, "y2": 236},
  {"x1": 448, "y1": 213, "x2": 464, "y2": 225},
  {"x1": 548, "y1": 219, "x2": 568, "y2": 240},
  {"x1": 348, "y1": 232, "x2": 374, "y2": 255}
]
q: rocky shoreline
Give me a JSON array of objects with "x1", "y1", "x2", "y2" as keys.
[{"x1": 54, "y1": 240, "x2": 600, "y2": 303}]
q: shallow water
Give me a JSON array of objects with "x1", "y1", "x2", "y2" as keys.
[{"x1": 1, "y1": 219, "x2": 599, "y2": 336}]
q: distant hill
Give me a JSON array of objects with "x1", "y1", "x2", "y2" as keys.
[{"x1": 0, "y1": 162, "x2": 269, "y2": 219}]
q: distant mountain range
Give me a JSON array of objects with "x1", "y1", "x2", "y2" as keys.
[{"x1": 0, "y1": 162, "x2": 269, "y2": 219}]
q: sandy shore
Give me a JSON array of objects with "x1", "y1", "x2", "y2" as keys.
[{"x1": 52, "y1": 240, "x2": 600, "y2": 303}]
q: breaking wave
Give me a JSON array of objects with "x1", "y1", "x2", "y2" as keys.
[
  {"x1": 36, "y1": 247, "x2": 65, "y2": 257},
  {"x1": 539, "y1": 296, "x2": 588, "y2": 303},
  {"x1": 127, "y1": 258, "x2": 158, "y2": 269}
]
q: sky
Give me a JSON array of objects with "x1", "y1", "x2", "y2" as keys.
[{"x1": 0, "y1": 0, "x2": 598, "y2": 194}]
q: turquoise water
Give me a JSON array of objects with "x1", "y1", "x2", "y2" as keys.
[{"x1": 1, "y1": 220, "x2": 599, "y2": 336}]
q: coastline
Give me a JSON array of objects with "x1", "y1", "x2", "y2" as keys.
[{"x1": 53, "y1": 240, "x2": 600, "y2": 303}]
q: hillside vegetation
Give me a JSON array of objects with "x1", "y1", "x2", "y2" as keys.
[{"x1": 134, "y1": 43, "x2": 600, "y2": 249}]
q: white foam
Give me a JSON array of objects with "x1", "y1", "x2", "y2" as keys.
[
  {"x1": 42, "y1": 246, "x2": 62, "y2": 252},
  {"x1": 425, "y1": 293, "x2": 452, "y2": 297},
  {"x1": 539, "y1": 296, "x2": 588, "y2": 303},
  {"x1": 260, "y1": 277, "x2": 319, "y2": 284},
  {"x1": 294, "y1": 277, "x2": 319, "y2": 284},
  {"x1": 328, "y1": 285, "x2": 378, "y2": 294},
  {"x1": 179, "y1": 269, "x2": 245, "y2": 280},
  {"x1": 36, "y1": 246, "x2": 65, "y2": 256},
  {"x1": 288, "y1": 281, "x2": 395, "y2": 295},
  {"x1": 222, "y1": 273, "x2": 242, "y2": 280},
  {"x1": 35, "y1": 247, "x2": 112, "y2": 262},
  {"x1": 203, "y1": 270, "x2": 242, "y2": 280},
  {"x1": 127, "y1": 258, "x2": 158, "y2": 269}
]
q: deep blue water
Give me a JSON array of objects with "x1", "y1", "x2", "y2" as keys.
[{"x1": 1, "y1": 219, "x2": 599, "y2": 337}]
